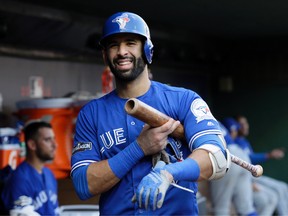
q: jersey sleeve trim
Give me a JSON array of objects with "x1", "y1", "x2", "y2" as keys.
[
  {"x1": 71, "y1": 160, "x2": 96, "y2": 174},
  {"x1": 188, "y1": 129, "x2": 222, "y2": 150}
]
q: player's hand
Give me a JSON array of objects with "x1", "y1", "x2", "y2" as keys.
[
  {"x1": 268, "y1": 148, "x2": 285, "y2": 159},
  {"x1": 252, "y1": 183, "x2": 260, "y2": 192},
  {"x1": 132, "y1": 161, "x2": 173, "y2": 210},
  {"x1": 10, "y1": 205, "x2": 41, "y2": 216},
  {"x1": 136, "y1": 118, "x2": 180, "y2": 156}
]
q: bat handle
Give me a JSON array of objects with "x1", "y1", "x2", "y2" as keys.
[{"x1": 230, "y1": 153, "x2": 263, "y2": 177}]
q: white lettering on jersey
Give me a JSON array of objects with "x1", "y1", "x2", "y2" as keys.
[
  {"x1": 190, "y1": 98, "x2": 216, "y2": 123},
  {"x1": 33, "y1": 190, "x2": 57, "y2": 210},
  {"x1": 34, "y1": 191, "x2": 47, "y2": 210},
  {"x1": 49, "y1": 190, "x2": 58, "y2": 205},
  {"x1": 100, "y1": 131, "x2": 114, "y2": 149},
  {"x1": 114, "y1": 128, "x2": 126, "y2": 145},
  {"x1": 100, "y1": 128, "x2": 126, "y2": 149}
]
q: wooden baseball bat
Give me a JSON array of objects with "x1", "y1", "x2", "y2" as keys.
[
  {"x1": 125, "y1": 98, "x2": 263, "y2": 177},
  {"x1": 125, "y1": 97, "x2": 185, "y2": 140}
]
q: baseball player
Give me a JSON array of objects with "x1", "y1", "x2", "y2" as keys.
[
  {"x1": 235, "y1": 115, "x2": 288, "y2": 215},
  {"x1": 1, "y1": 121, "x2": 59, "y2": 216},
  {"x1": 210, "y1": 119, "x2": 258, "y2": 216},
  {"x1": 70, "y1": 11, "x2": 230, "y2": 215}
]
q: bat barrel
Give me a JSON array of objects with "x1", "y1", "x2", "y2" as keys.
[{"x1": 125, "y1": 99, "x2": 138, "y2": 114}]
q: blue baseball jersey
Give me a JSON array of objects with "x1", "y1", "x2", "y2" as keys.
[
  {"x1": 71, "y1": 81, "x2": 222, "y2": 215},
  {"x1": 1, "y1": 161, "x2": 59, "y2": 215}
]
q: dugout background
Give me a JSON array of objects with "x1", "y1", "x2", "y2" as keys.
[{"x1": 0, "y1": 0, "x2": 288, "y2": 205}]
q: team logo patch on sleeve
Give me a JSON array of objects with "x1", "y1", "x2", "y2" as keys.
[
  {"x1": 191, "y1": 98, "x2": 216, "y2": 123},
  {"x1": 72, "y1": 142, "x2": 92, "y2": 154}
]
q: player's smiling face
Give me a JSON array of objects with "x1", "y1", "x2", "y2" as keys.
[{"x1": 104, "y1": 33, "x2": 146, "y2": 82}]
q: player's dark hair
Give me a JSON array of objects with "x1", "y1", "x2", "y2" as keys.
[
  {"x1": 23, "y1": 121, "x2": 52, "y2": 144},
  {"x1": 233, "y1": 114, "x2": 247, "y2": 122}
]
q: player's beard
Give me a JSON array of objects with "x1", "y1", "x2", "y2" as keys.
[
  {"x1": 36, "y1": 147, "x2": 55, "y2": 162},
  {"x1": 108, "y1": 55, "x2": 145, "y2": 82}
]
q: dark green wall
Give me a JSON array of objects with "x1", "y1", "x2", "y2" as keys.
[{"x1": 213, "y1": 84, "x2": 288, "y2": 182}]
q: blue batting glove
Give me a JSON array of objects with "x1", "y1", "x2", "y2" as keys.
[{"x1": 134, "y1": 161, "x2": 172, "y2": 211}]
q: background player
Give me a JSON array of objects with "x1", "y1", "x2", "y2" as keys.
[
  {"x1": 235, "y1": 114, "x2": 288, "y2": 215},
  {"x1": 70, "y1": 11, "x2": 230, "y2": 215},
  {"x1": 1, "y1": 121, "x2": 59, "y2": 216},
  {"x1": 210, "y1": 118, "x2": 257, "y2": 216}
]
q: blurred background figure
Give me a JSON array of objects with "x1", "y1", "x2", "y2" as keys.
[
  {"x1": 210, "y1": 118, "x2": 257, "y2": 216},
  {"x1": 1, "y1": 121, "x2": 59, "y2": 216},
  {"x1": 235, "y1": 114, "x2": 288, "y2": 216}
]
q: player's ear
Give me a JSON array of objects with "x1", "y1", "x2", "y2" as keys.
[{"x1": 27, "y1": 139, "x2": 37, "y2": 151}]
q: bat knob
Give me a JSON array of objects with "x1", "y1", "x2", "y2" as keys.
[{"x1": 253, "y1": 165, "x2": 263, "y2": 177}]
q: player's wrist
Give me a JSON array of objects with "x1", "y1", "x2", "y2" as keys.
[
  {"x1": 164, "y1": 158, "x2": 200, "y2": 181},
  {"x1": 160, "y1": 170, "x2": 174, "y2": 183},
  {"x1": 266, "y1": 152, "x2": 271, "y2": 159},
  {"x1": 153, "y1": 161, "x2": 173, "y2": 183},
  {"x1": 108, "y1": 140, "x2": 145, "y2": 179}
]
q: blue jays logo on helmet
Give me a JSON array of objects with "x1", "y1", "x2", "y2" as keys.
[
  {"x1": 112, "y1": 13, "x2": 130, "y2": 30},
  {"x1": 100, "y1": 12, "x2": 154, "y2": 64}
]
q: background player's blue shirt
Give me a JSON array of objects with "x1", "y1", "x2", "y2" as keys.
[
  {"x1": 1, "y1": 161, "x2": 59, "y2": 215},
  {"x1": 235, "y1": 136, "x2": 268, "y2": 164},
  {"x1": 71, "y1": 81, "x2": 223, "y2": 215},
  {"x1": 218, "y1": 122, "x2": 234, "y2": 145}
]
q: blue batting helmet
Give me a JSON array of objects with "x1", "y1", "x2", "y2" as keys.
[
  {"x1": 99, "y1": 12, "x2": 154, "y2": 64},
  {"x1": 222, "y1": 117, "x2": 240, "y2": 133}
]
